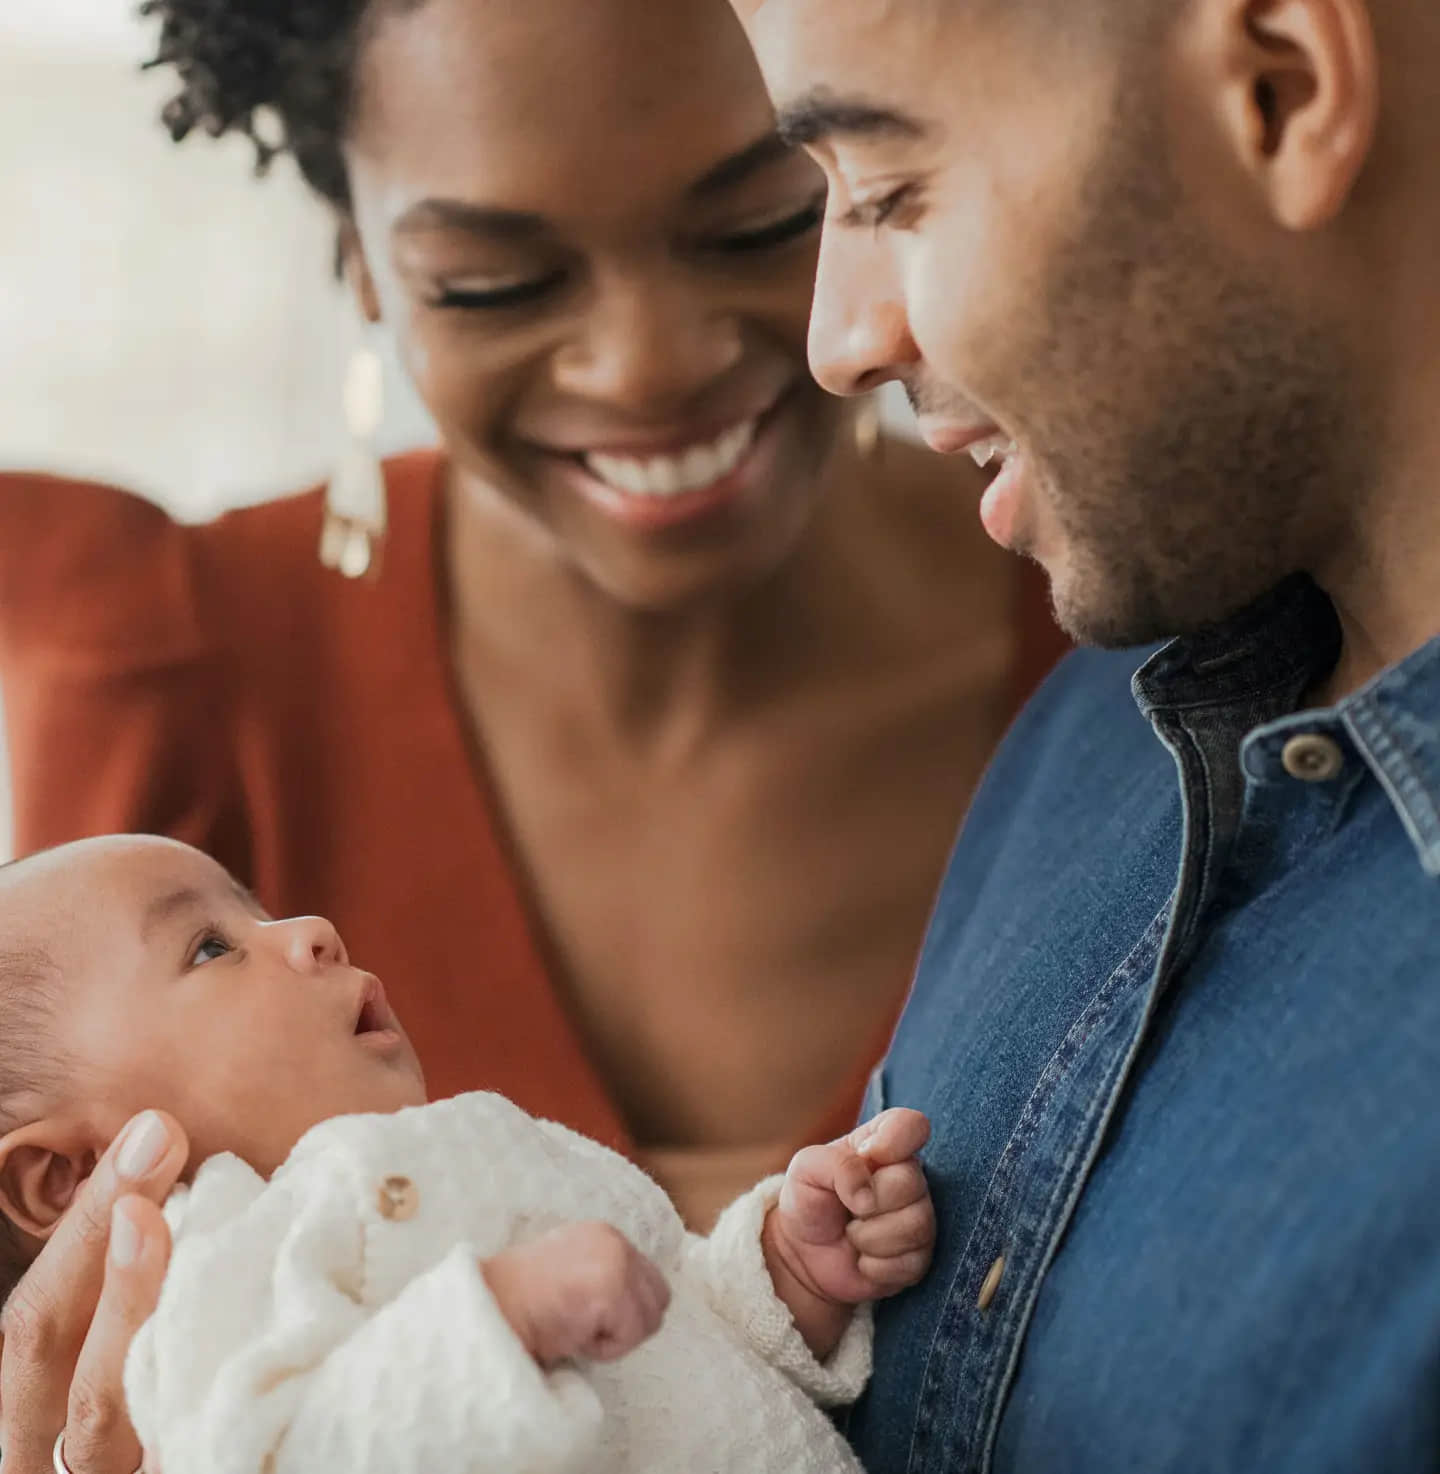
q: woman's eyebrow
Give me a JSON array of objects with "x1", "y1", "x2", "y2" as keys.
[
  {"x1": 391, "y1": 199, "x2": 549, "y2": 240},
  {"x1": 688, "y1": 131, "x2": 795, "y2": 198}
]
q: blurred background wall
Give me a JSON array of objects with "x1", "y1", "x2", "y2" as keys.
[{"x1": 0, "y1": 2, "x2": 436, "y2": 518}]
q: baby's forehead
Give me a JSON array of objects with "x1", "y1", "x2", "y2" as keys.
[{"x1": 0, "y1": 836, "x2": 244, "y2": 952}]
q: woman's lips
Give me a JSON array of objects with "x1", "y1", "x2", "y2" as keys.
[{"x1": 541, "y1": 392, "x2": 793, "y2": 531}]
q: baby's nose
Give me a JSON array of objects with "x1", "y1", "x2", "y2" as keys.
[{"x1": 277, "y1": 914, "x2": 349, "y2": 970}]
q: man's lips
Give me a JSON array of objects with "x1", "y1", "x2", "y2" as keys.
[{"x1": 916, "y1": 419, "x2": 1005, "y2": 457}]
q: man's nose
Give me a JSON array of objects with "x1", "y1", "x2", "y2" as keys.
[{"x1": 807, "y1": 227, "x2": 921, "y2": 397}]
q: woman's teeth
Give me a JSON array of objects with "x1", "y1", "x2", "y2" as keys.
[
  {"x1": 968, "y1": 434, "x2": 1018, "y2": 470},
  {"x1": 584, "y1": 420, "x2": 757, "y2": 498}
]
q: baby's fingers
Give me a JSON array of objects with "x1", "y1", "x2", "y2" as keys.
[
  {"x1": 856, "y1": 1247, "x2": 934, "y2": 1297},
  {"x1": 782, "y1": 1142, "x2": 875, "y2": 1235},
  {"x1": 850, "y1": 1109, "x2": 930, "y2": 1169},
  {"x1": 846, "y1": 1196, "x2": 936, "y2": 1258},
  {"x1": 865, "y1": 1159, "x2": 930, "y2": 1216}
]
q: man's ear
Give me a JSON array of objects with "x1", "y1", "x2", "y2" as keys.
[
  {"x1": 0, "y1": 1119, "x2": 99, "y2": 1242},
  {"x1": 1204, "y1": 0, "x2": 1378, "y2": 229},
  {"x1": 338, "y1": 219, "x2": 384, "y2": 324}
]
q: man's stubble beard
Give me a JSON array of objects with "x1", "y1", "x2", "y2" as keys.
[{"x1": 1019, "y1": 89, "x2": 1366, "y2": 648}]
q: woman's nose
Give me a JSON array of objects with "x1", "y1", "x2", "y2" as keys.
[
  {"x1": 272, "y1": 914, "x2": 349, "y2": 972},
  {"x1": 551, "y1": 270, "x2": 744, "y2": 412}
]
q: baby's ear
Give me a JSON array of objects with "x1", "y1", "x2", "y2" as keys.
[{"x1": 0, "y1": 1119, "x2": 97, "y2": 1240}]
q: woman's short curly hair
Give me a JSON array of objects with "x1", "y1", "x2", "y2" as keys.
[{"x1": 140, "y1": 0, "x2": 422, "y2": 210}]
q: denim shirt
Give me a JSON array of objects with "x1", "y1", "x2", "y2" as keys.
[{"x1": 849, "y1": 576, "x2": 1440, "y2": 1474}]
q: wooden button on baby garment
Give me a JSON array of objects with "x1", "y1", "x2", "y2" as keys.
[
  {"x1": 977, "y1": 1255, "x2": 1006, "y2": 1311},
  {"x1": 1281, "y1": 733, "x2": 1345, "y2": 783},
  {"x1": 377, "y1": 1175, "x2": 419, "y2": 1221}
]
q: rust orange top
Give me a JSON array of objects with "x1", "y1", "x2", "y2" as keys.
[{"x1": 0, "y1": 452, "x2": 1068, "y2": 1171}]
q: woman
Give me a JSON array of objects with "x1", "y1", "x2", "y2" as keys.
[{"x1": 0, "y1": 0, "x2": 1062, "y2": 1467}]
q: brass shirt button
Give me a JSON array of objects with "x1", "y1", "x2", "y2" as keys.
[
  {"x1": 377, "y1": 1175, "x2": 419, "y2": 1221},
  {"x1": 977, "y1": 1255, "x2": 1006, "y2": 1311},
  {"x1": 1281, "y1": 733, "x2": 1345, "y2": 783}
]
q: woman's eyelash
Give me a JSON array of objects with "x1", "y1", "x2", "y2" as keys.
[
  {"x1": 432, "y1": 272, "x2": 566, "y2": 312},
  {"x1": 715, "y1": 197, "x2": 826, "y2": 253}
]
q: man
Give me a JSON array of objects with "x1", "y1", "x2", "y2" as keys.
[{"x1": 729, "y1": 0, "x2": 1440, "y2": 1470}]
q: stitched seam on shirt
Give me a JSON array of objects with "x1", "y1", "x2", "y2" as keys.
[
  {"x1": 971, "y1": 904, "x2": 1174, "y2": 1474},
  {"x1": 972, "y1": 724, "x2": 1213, "y2": 1472},
  {"x1": 1343, "y1": 704, "x2": 1440, "y2": 877},
  {"x1": 912, "y1": 904, "x2": 1171, "y2": 1473}
]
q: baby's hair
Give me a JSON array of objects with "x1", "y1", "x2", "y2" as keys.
[{"x1": 0, "y1": 856, "x2": 63, "y2": 1308}]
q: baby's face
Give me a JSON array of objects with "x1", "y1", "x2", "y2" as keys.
[{"x1": 7, "y1": 837, "x2": 426, "y2": 1177}]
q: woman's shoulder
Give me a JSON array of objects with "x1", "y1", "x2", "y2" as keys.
[
  {"x1": 0, "y1": 451, "x2": 443, "y2": 662},
  {"x1": 0, "y1": 471, "x2": 204, "y2": 662}
]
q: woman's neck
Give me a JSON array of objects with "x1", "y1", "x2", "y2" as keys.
[{"x1": 442, "y1": 441, "x2": 880, "y2": 755}]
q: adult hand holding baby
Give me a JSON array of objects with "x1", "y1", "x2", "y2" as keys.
[
  {"x1": 764, "y1": 1108, "x2": 934, "y2": 1361},
  {"x1": 0, "y1": 1111, "x2": 186, "y2": 1474}
]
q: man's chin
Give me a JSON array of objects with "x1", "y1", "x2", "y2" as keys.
[
  {"x1": 1053, "y1": 559, "x2": 1289, "y2": 652},
  {"x1": 1048, "y1": 558, "x2": 1183, "y2": 651}
]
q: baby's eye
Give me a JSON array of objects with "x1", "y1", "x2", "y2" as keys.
[{"x1": 190, "y1": 932, "x2": 233, "y2": 966}]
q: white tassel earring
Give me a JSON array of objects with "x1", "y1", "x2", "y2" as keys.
[{"x1": 320, "y1": 332, "x2": 388, "y2": 579}]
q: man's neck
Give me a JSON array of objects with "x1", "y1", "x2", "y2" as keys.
[{"x1": 1301, "y1": 276, "x2": 1440, "y2": 706}]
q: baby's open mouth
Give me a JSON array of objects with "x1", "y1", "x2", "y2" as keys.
[{"x1": 353, "y1": 975, "x2": 394, "y2": 1036}]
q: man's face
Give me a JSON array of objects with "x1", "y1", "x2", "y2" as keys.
[{"x1": 735, "y1": 0, "x2": 1366, "y2": 645}]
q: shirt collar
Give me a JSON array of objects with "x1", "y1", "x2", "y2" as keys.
[{"x1": 1131, "y1": 574, "x2": 1440, "y2": 876}]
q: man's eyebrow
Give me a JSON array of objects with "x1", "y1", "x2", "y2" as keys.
[
  {"x1": 141, "y1": 879, "x2": 266, "y2": 939},
  {"x1": 689, "y1": 131, "x2": 797, "y2": 197},
  {"x1": 392, "y1": 199, "x2": 549, "y2": 240},
  {"x1": 775, "y1": 92, "x2": 930, "y2": 150}
]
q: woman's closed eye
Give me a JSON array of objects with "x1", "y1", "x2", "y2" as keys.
[
  {"x1": 431, "y1": 270, "x2": 567, "y2": 312},
  {"x1": 710, "y1": 193, "x2": 826, "y2": 254}
]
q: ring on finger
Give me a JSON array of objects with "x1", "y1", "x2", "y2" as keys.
[{"x1": 52, "y1": 1428, "x2": 144, "y2": 1474}]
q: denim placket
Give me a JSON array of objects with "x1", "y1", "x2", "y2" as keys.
[{"x1": 908, "y1": 685, "x2": 1279, "y2": 1474}]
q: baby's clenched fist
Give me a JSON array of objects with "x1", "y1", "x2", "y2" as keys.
[
  {"x1": 762, "y1": 1109, "x2": 934, "y2": 1359},
  {"x1": 482, "y1": 1220, "x2": 670, "y2": 1369}
]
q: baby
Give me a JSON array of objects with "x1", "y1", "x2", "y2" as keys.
[{"x1": 0, "y1": 836, "x2": 934, "y2": 1474}]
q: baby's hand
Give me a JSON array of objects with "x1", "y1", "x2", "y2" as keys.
[
  {"x1": 482, "y1": 1221, "x2": 671, "y2": 1370},
  {"x1": 767, "y1": 1109, "x2": 934, "y2": 1314}
]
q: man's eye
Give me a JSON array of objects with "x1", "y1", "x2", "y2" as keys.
[
  {"x1": 841, "y1": 183, "x2": 920, "y2": 233},
  {"x1": 190, "y1": 932, "x2": 233, "y2": 966},
  {"x1": 713, "y1": 196, "x2": 826, "y2": 254}
]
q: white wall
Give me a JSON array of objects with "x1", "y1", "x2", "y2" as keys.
[{"x1": 0, "y1": 39, "x2": 434, "y2": 520}]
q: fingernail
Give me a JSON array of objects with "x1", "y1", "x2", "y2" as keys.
[
  {"x1": 110, "y1": 1201, "x2": 142, "y2": 1267},
  {"x1": 116, "y1": 1111, "x2": 168, "y2": 1180}
]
